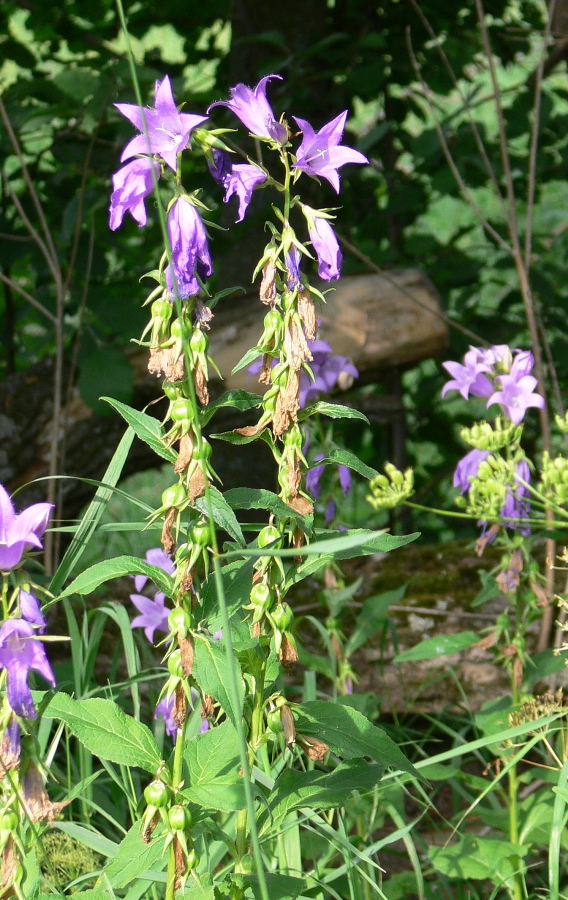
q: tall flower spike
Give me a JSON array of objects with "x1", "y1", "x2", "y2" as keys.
[
  {"x1": 293, "y1": 111, "x2": 368, "y2": 192},
  {"x1": 208, "y1": 75, "x2": 288, "y2": 144},
  {"x1": 0, "y1": 620, "x2": 55, "y2": 719},
  {"x1": 0, "y1": 485, "x2": 52, "y2": 572},
  {"x1": 116, "y1": 76, "x2": 207, "y2": 172}
]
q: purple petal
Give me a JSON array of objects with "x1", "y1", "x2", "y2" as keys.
[
  {"x1": 0, "y1": 485, "x2": 15, "y2": 540},
  {"x1": 19, "y1": 590, "x2": 46, "y2": 632}
]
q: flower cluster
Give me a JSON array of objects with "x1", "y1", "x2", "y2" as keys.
[{"x1": 443, "y1": 346, "x2": 541, "y2": 536}]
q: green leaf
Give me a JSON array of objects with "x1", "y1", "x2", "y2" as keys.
[
  {"x1": 194, "y1": 487, "x2": 245, "y2": 547},
  {"x1": 344, "y1": 586, "x2": 407, "y2": 657},
  {"x1": 262, "y1": 760, "x2": 384, "y2": 833},
  {"x1": 180, "y1": 878, "x2": 215, "y2": 900},
  {"x1": 103, "y1": 398, "x2": 176, "y2": 463},
  {"x1": 182, "y1": 721, "x2": 245, "y2": 811},
  {"x1": 223, "y1": 488, "x2": 312, "y2": 530},
  {"x1": 231, "y1": 346, "x2": 264, "y2": 375},
  {"x1": 316, "y1": 448, "x2": 378, "y2": 480},
  {"x1": 193, "y1": 635, "x2": 244, "y2": 726},
  {"x1": 200, "y1": 390, "x2": 262, "y2": 426},
  {"x1": 43, "y1": 695, "x2": 161, "y2": 773},
  {"x1": 394, "y1": 631, "x2": 479, "y2": 663},
  {"x1": 294, "y1": 701, "x2": 417, "y2": 776},
  {"x1": 57, "y1": 555, "x2": 175, "y2": 599},
  {"x1": 523, "y1": 650, "x2": 566, "y2": 689},
  {"x1": 429, "y1": 835, "x2": 528, "y2": 885},
  {"x1": 50, "y1": 428, "x2": 135, "y2": 595},
  {"x1": 103, "y1": 823, "x2": 167, "y2": 889},
  {"x1": 225, "y1": 529, "x2": 418, "y2": 561},
  {"x1": 234, "y1": 874, "x2": 306, "y2": 900},
  {"x1": 200, "y1": 559, "x2": 254, "y2": 626},
  {"x1": 53, "y1": 822, "x2": 118, "y2": 858},
  {"x1": 300, "y1": 401, "x2": 369, "y2": 424}
]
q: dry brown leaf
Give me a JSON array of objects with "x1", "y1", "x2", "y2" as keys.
[
  {"x1": 174, "y1": 434, "x2": 194, "y2": 474},
  {"x1": 178, "y1": 635, "x2": 194, "y2": 678},
  {"x1": 260, "y1": 261, "x2": 277, "y2": 305},
  {"x1": 298, "y1": 290, "x2": 317, "y2": 341},
  {"x1": 173, "y1": 685, "x2": 186, "y2": 728},
  {"x1": 148, "y1": 348, "x2": 185, "y2": 382}
]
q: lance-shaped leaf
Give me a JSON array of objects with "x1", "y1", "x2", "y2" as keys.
[{"x1": 57, "y1": 555, "x2": 175, "y2": 599}]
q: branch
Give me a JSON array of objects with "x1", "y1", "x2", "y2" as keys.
[{"x1": 0, "y1": 271, "x2": 56, "y2": 324}]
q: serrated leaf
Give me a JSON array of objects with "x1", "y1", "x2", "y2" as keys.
[
  {"x1": 316, "y1": 448, "x2": 378, "y2": 480},
  {"x1": 103, "y1": 398, "x2": 176, "y2": 463},
  {"x1": 182, "y1": 721, "x2": 245, "y2": 811},
  {"x1": 193, "y1": 636, "x2": 244, "y2": 725},
  {"x1": 200, "y1": 390, "x2": 262, "y2": 426},
  {"x1": 43, "y1": 695, "x2": 161, "y2": 773},
  {"x1": 200, "y1": 559, "x2": 254, "y2": 627},
  {"x1": 57, "y1": 555, "x2": 174, "y2": 599},
  {"x1": 194, "y1": 487, "x2": 245, "y2": 547},
  {"x1": 103, "y1": 823, "x2": 167, "y2": 889},
  {"x1": 222, "y1": 488, "x2": 312, "y2": 531},
  {"x1": 294, "y1": 701, "x2": 417, "y2": 776},
  {"x1": 394, "y1": 631, "x2": 479, "y2": 663},
  {"x1": 262, "y1": 760, "x2": 384, "y2": 833},
  {"x1": 231, "y1": 346, "x2": 264, "y2": 375},
  {"x1": 300, "y1": 401, "x2": 369, "y2": 424}
]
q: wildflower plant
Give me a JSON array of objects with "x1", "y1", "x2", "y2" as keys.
[{"x1": 0, "y1": 19, "x2": 423, "y2": 899}]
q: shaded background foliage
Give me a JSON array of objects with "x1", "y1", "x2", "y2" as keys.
[{"x1": 1, "y1": 0, "x2": 567, "y2": 540}]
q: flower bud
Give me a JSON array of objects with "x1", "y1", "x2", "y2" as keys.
[{"x1": 367, "y1": 464, "x2": 414, "y2": 510}]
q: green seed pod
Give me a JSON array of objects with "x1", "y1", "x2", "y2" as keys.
[
  {"x1": 151, "y1": 299, "x2": 173, "y2": 321},
  {"x1": 168, "y1": 608, "x2": 191, "y2": 637},
  {"x1": 271, "y1": 602, "x2": 293, "y2": 631},
  {"x1": 190, "y1": 329, "x2": 208, "y2": 355},
  {"x1": 266, "y1": 706, "x2": 283, "y2": 734},
  {"x1": 170, "y1": 317, "x2": 192, "y2": 341},
  {"x1": 168, "y1": 650, "x2": 184, "y2": 679},
  {"x1": 237, "y1": 855, "x2": 255, "y2": 875},
  {"x1": 186, "y1": 848, "x2": 199, "y2": 871},
  {"x1": 250, "y1": 583, "x2": 272, "y2": 611},
  {"x1": 162, "y1": 483, "x2": 187, "y2": 509},
  {"x1": 257, "y1": 525, "x2": 282, "y2": 549},
  {"x1": 144, "y1": 780, "x2": 170, "y2": 809},
  {"x1": 163, "y1": 381, "x2": 181, "y2": 401},
  {"x1": 168, "y1": 804, "x2": 190, "y2": 831},
  {"x1": 0, "y1": 811, "x2": 17, "y2": 833},
  {"x1": 171, "y1": 398, "x2": 194, "y2": 423},
  {"x1": 191, "y1": 522, "x2": 211, "y2": 547}
]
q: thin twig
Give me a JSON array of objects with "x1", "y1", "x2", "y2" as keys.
[
  {"x1": 337, "y1": 232, "x2": 489, "y2": 346},
  {"x1": 1, "y1": 176, "x2": 62, "y2": 290},
  {"x1": 406, "y1": 28, "x2": 514, "y2": 256},
  {"x1": 0, "y1": 271, "x2": 56, "y2": 324}
]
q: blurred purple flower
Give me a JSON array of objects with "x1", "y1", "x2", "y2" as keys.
[
  {"x1": 154, "y1": 695, "x2": 178, "y2": 741},
  {"x1": 308, "y1": 217, "x2": 342, "y2": 281},
  {"x1": 208, "y1": 75, "x2": 287, "y2": 144},
  {"x1": 338, "y1": 465, "x2": 352, "y2": 496},
  {"x1": 134, "y1": 548, "x2": 175, "y2": 593},
  {"x1": 109, "y1": 158, "x2": 159, "y2": 231},
  {"x1": 0, "y1": 485, "x2": 52, "y2": 572},
  {"x1": 441, "y1": 347, "x2": 493, "y2": 400},
  {"x1": 166, "y1": 197, "x2": 213, "y2": 299},
  {"x1": 488, "y1": 374, "x2": 544, "y2": 425},
  {"x1": 19, "y1": 590, "x2": 46, "y2": 633},
  {"x1": 306, "y1": 455, "x2": 325, "y2": 500},
  {"x1": 453, "y1": 449, "x2": 490, "y2": 494},
  {"x1": 0, "y1": 620, "x2": 55, "y2": 719},
  {"x1": 293, "y1": 111, "x2": 368, "y2": 192},
  {"x1": 286, "y1": 247, "x2": 302, "y2": 290},
  {"x1": 116, "y1": 76, "x2": 207, "y2": 171},
  {"x1": 299, "y1": 339, "x2": 358, "y2": 407},
  {"x1": 501, "y1": 460, "x2": 531, "y2": 535},
  {"x1": 130, "y1": 592, "x2": 169, "y2": 644},
  {"x1": 208, "y1": 149, "x2": 232, "y2": 183},
  {"x1": 325, "y1": 500, "x2": 336, "y2": 524}
]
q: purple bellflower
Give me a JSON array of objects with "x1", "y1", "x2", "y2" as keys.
[
  {"x1": 308, "y1": 216, "x2": 342, "y2": 281},
  {"x1": 208, "y1": 75, "x2": 287, "y2": 145},
  {"x1": 501, "y1": 460, "x2": 531, "y2": 535},
  {"x1": 453, "y1": 449, "x2": 490, "y2": 494},
  {"x1": 286, "y1": 247, "x2": 302, "y2": 291},
  {"x1": 19, "y1": 590, "x2": 46, "y2": 633},
  {"x1": 299, "y1": 340, "x2": 358, "y2": 408},
  {"x1": 130, "y1": 591, "x2": 169, "y2": 645},
  {"x1": 109, "y1": 158, "x2": 160, "y2": 231},
  {"x1": 293, "y1": 111, "x2": 368, "y2": 193},
  {"x1": 488, "y1": 373, "x2": 544, "y2": 425},
  {"x1": 154, "y1": 695, "x2": 178, "y2": 741},
  {"x1": 116, "y1": 76, "x2": 207, "y2": 172},
  {"x1": 166, "y1": 197, "x2": 213, "y2": 299},
  {"x1": 0, "y1": 620, "x2": 55, "y2": 719},
  {"x1": 208, "y1": 150, "x2": 267, "y2": 222},
  {"x1": 134, "y1": 547, "x2": 175, "y2": 593},
  {"x1": 306, "y1": 454, "x2": 352, "y2": 502},
  {"x1": 441, "y1": 347, "x2": 493, "y2": 400},
  {"x1": 0, "y1": 485, "x2": 52, "y2": 572}
]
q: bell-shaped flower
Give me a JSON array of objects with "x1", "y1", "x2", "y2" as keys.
[
  {"x1": 116, "y1": 76, "x2": 207, "y2": 171},
  {"x1": 154, "y1": 694, "x2": 178, "y2": 740},
  {"x1": 130, "y1": 591, "x2": 169, "y2": 645},
  {"x1": 109, "y1": 158, "x2": 160, "y2": 231},
  {"x1": 208, "y1": 150, "x2": 267, "y2": 222},
  {"x1": 308, "y1": 217, "x2": 342, "y2": 281},
  {"x1": 441, "y1": 347, "x2": 493, "y2": 400},
  {"x1": 19, "y1": 590, "x2": 46, "y2": 633},
  {"x1": 208, "y1": 75, "x2": 287, "y2": 144},
  {"x1": 299, "y1": 339, "x2": 358, "y2": 407},
  {"x1": 293, "y1": 111, "x2": 368, "y2": 193},
  {"x1": 0, "y1": 485, "x2": 53, "y2": 572},
  {"x1": 286, "y1": 247, "x2": 302, "y2": 291},
  {"x1": 0, "y1": 620, "x2": 55, "y2": 719},
  {"x1": 166, "y1": 197, "x2": 213, "y2": 299},
  {"x1": 501, "y1": 460, "x2": 531, "y2": 536}
]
